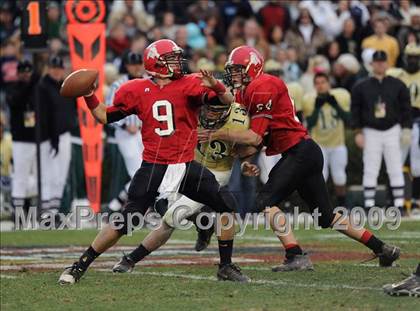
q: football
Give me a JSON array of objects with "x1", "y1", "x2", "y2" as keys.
[{"x1": 60, "y1": 68, "x2": 98, "y2": 98}]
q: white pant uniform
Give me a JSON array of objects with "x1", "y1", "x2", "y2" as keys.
[
  {"x1": 40, "y1": 132, "x2": 72, "y2": 206},
  {"x1": 114, "y1": 127, "x2": 143, "y2": 191},
  {"x1": 163, "y1": 169, "x2": 232, "y2": 228},
  {"x1": 411, "y1": 121, "x2": 420, "y2": 178},
  {"x1": 257, "y1": 149, "x2": 282, "y2": 185},
  {"x1": 11, "y1": 142, "x2": 37, "y2": 199},
  {"x1": 12, "y1": 133, "x2": 72, "y2": 207},
  {"x1": 320, "y1": 145, "x2": 348, "y2": 186},
  {"x1": 363, "y1": 125, "x2": 405, "y2": 207}
]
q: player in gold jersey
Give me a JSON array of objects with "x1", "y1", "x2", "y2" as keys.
[
  {"x1": 302, "y1": 72, "x2": 351, "y2": 207},
  {"x1": 111, "y1": 100, "x2": 256, "y2": 282},
  {"x1": 387, "y1": 44, "x2": 420, "y2": 210}
]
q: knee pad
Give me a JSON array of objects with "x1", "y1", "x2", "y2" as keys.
[{"x1": 163, "y1": 204, "x2": 196, "y2": 228}]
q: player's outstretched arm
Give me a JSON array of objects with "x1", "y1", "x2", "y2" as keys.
[
  {"x1": 199, "y1": 69, "x2": 233, "y2": 105},
  {"x1": 83, "y1": 93, "x2": 108, "y2": 124},
  {"x1": 83, "y1": 89, "x2": 128, "y2": 125}
]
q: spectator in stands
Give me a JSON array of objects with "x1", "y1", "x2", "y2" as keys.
[
  {"x1": 214, "y1": 50, "x2": 228, "y2": 76},
  {"x1": 202, "y1": 13, "x2": 225, "y2": 45},
  {"x1": 300, "y1": 0, "x2": 350, "y2": 40},
  {"x1": 175, "y1": 26, "x2": 193, "y2": 59},
  {"x1": 226, "y1": 17, "x2": 245, "y2": 46},
  {"x1": 397, "y1": 7, "x2": 420, "y2": 49},
  {"x1": 46, "y1": 1, "x2": 62, "y2": 39},
  {"x1": 286, "y1": 46, "x2": 302, "y2": 81},
  {"x1": 160, "y1": 11, "x2": 178, "y2": 41},
  {"x1": 332, "y1": 53, "x2": 362, "y2": 91},
  {"x1": 258, "y1": 1, "x2": 290, "y2": 39},
  {"x1": 122, "y1": 13, "x2": 138, "y2": 39},
  {"x1": 324, "y1": 40, "x2": 341, "y2": 66},
  {"x1": 128, "y1": 32, "x2": 149, "y2": 56},
  {"x1": 362, "y1": 18, "x2": 400, "y2": 67},
  {"x1": 268, "y1": 25, "x2": 285, "y2": 58},
  {"x1": 300, "y1": 55, "x2": 331, "y2": 93},
  {"x1": 398, "y1": 0, "x2": 413, "y2": 26},
  {"x1": 107, "y1": 0, "x2": 154, "y2": 34},
  {"x1": 243, "y1": 18, "x2": 269, "y2": 58},
  {"x1": 284, "y1": 8, "x2": 328, "y2": 67},
  {"x1": 0, "y1": 2, "x2": 18, "y2": 43},
  {"x1": 0, "y1": 40, "x2": 19, "y2": 92},
  {"x1": 187, "y1": 0, "x2": 219, "y2": 27},
  {"x1": 219, "y1": 0, "x2": 254, "y2": 30},
  {"x1": 107, "y1": 22, "x2": 130, "y2": 59},
  {"x1": 186, "y1": 22, "x2": 206, "y2": 50},
  {"x1": 336, "y1": 17, "x2": 362, "y2": 59}
]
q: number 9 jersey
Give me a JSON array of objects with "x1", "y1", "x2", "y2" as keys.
[
  {"x1": 195, "y1": 103, "x2": 250, "y2": 171},
  {"x1": 112, "y1": 74, "x2": 214, "y2": 164}
]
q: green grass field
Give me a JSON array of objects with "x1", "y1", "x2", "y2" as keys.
[{"x1": 1, "y1": 220, "x2": 419, "y2": 310}]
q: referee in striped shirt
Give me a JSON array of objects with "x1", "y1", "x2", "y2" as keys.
[{"x1": 106, "y1": 52, "x2": 145, "y2": 211}]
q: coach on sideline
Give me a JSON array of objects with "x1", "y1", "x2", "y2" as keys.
[{"x1": 351, "y1": 50, "x2": 412, "y2": 212}]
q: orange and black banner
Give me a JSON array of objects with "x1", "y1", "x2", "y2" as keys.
[{"x1": 65, "y1": 0, "x2": 105, "y2": 213}]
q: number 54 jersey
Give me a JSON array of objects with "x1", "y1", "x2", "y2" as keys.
[
  {"x1": 112, "y1": 74, "x2": 214, "y2": 164},
  {"x1": 195, "y1": 103, "x2": 250, "y2": 172}
]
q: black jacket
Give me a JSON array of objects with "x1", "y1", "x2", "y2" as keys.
[
  {"x1": 36, "y1": 74, "x2": 77, "y2": 142},
  {"x1": 351, "y1": 76, "x2": 412, "y2": 130},
  {"x1": 6, "y1": 74, "x2": 39, "y2": 142}
]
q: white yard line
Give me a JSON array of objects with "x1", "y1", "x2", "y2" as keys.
[
  {"x1": 0, "y1": 274, "x2": 17, "y2": 279},
  {"x1": 101, "y1": 270, "x2": 381, "y2": 292}
]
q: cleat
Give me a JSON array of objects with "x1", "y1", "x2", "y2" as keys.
[
  {"x1": 383, "y1": 274, "x2": 420, "y2": 297},
  {"x1": 195, "y1": 226, "x2": 214, "y2": 252},
  {"x1": 112, "y1": 254, "x2": 135, "y2": 273},
  {"x1": 58, "y1": 262, "x2": 85, "y2": 285},
  {"x1": 272, "y1": 253, "x2": 314, "y2": 272},
  {"x1": 378, "y1": 244, "x2": 400, "y2": 267},
  {"x1": 217, "y1": 263, "x2": 250, "y2": 283}
]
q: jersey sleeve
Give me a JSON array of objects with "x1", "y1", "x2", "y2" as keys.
[
  {"x1": 112, "y1": 82, "x2": 138, "y2": 116},
  {"x1": 245, "y1": 82, "x2": 281, "y2": 137},
  {"x1": 245, "y1": 82, "x2": 279, "y2": 119},
  {"x1": 184, "y1": 74, "x2": 217, "y2": 105}
]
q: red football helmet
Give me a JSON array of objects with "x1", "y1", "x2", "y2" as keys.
[
  {"x1": 224, "y1": 46, "x2": 264, "y2": 88},
  {"x1": 143, "y1": 39, "x2": 186, "y2": 79}
]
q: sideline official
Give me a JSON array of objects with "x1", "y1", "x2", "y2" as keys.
[
  {"x1": 36, "y1": 56, "x2": 77, "y2": 214},
  {"x1": 351, "y1": 50, "x2": 412, "y2": 210}
]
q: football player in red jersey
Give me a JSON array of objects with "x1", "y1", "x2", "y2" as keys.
[
  {"x1": 200, "y1": 46, "x2": 401, "y2": 271},
  {"x1": 59, "y1": 39, "x2": 249, "y2": 284}
]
